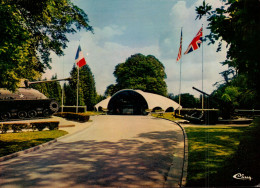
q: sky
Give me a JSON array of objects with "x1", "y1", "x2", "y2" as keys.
[{"x1": 43, "y1": 0, "x2": 228, "y2": 97}]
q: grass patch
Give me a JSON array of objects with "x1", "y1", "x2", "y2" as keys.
[
  {"x1": 0, "y1": 130, "x2": 67, "y2": 157},
  {"x1": 152, "y1": 114, "x2": 260, "y2": 186},
  {"x1": 215, "y1": 118, "x2": 260, "y2": 186},
  {"x1": 151, "y1": 112, "x2": 180, "y2": 120},
  {"x1": 84, "y1": 111, "x2": 105, "y2": 115},
  {"x1": 184, "y1": 126, "x2": 247, "y2": 186}
]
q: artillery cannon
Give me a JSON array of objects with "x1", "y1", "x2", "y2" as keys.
[
  {"x1": 0, "y1": 78, "x2": 71, "y2": 121},
  {"x1": 176, "y1": 87, "x2": 219, "y2": 125}
]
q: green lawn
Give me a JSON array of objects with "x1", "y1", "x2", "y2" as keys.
[
  {"x1": 153, "y1": 113, "x2": 259, "y2": 186},
  {"x1": 184, "y1": 126, "x2": 247, "y2": 186},
  {"x1": 0, "y1": 130, "x2": 68, "y2": 157},
  {"x1": 151, "y1": 112, "x2": 180, "y2": 120}
]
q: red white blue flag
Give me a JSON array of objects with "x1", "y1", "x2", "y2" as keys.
[
  {"x1": 184, "y1": 27, "x2": 203, "y2": 55},
  {"x1": 75, "y1": 45, "x2": 87, "y2": 68},
  {"x1": 176, "y1": 29, "x2": 183, "y2": 62}
]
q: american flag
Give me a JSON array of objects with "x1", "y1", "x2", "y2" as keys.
[
  {"x1": 184, "y1": 27, "x2": 203, "y2": 54},
  {"x1": 176, "y1": 29, "x2": 182, "y2": 62}
]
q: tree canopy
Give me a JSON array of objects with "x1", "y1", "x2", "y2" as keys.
[
  {"x1": 30, "y1": 74, "x2": 62, "y2": 104},
  {"x1": 65, "y1": 65, "x2": 97, "y2": 111},
  {"x1": 0, "y1": 0, "x2": 92, "y2": 91},
  {"x1": 105, "y1": 53, "x2": 168, "y2": 96},
  {"x1": 170, "y1": 93, "x2": 200, "y2": 108},
  {"x1": 196, "y1": 0, "x2": 260, "y2": 103}
]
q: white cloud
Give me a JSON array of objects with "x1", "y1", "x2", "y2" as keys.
[
  {"x1": 44, "y1": 25, "x2": 160, "y2": 95},
  {"x1": 161, "y1": 0, "x2": 228, "y2": 97},
  {"x1": 43, "y1": 0, "x2": 229, "y2": 99},
  {"x1": 93, "y1": 25, "x2": 126, "y2": 45}
]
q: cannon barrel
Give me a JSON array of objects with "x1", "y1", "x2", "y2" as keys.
[
  {"x1": 24, "y1": 77, "x2": 72, "y2": 87},
  {"x1": 192, "y1": 87, "x2": 211, "y2": 97}
]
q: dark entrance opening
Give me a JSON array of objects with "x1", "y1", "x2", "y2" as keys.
[{"x1": 108, "y1": 90, "x2": 148, "y2": 115}]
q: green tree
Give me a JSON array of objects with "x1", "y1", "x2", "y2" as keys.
[
  {"x1": 64, "y1": 82, "x2": 77, "y2": 106},
  {"x1": 170, "y1": 93, "x2": 200, "y2": 108},
  {"x1": 30, "y1": 75, "x2": 62, "y2": 104},
  {"x1": 105, "y1": 84, "x2": 120, "y2": 97},
  {"x1": 65, "y1": 65, "x2": 97, "y2": 110},
  {"x1": 30, "y1": 78, "x2": 49, "y2": 97},
  {"x1": 0, "y1": 0, "x2": 92, "y2": 91},
  {"x1": 212, "y1": 74, "x2": 257, "y2": 118},
  {"x1": 196, "y1": 0, "x2": 260, "y2": 106},
  {"x1": 108, "y1": 53, "x2": 168, "y2": 96},
  {"x1": 48, "y1": 74, "x2": 62, "y2": 104}
]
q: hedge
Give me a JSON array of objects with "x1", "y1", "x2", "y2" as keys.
[
  {"x1": 0, "y1": 121, "x2": 59, "y2": 133},
  {"x1": 31, "y1": 121, "x2": 59, "y2": 131},
  {"x1": 55, "y1": 112, "x2": 90, "y2": 122}
]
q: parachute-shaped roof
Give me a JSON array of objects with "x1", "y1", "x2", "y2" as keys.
[
  {"x1": 134, "y1": 90, "x2": 181, "y2": 111},
  {"x1": 95, "y1": 96, "x2": 111, "y2": 110},
  {"x1": 95, "y1": 89, "x2": 181, "y2": 112}
]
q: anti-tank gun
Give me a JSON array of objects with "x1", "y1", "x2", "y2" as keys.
[
  {"x1": 177, "y1": 87, "x2": 219, "y2": 124},
  {"x1": 0, "y1": 78, "x2": 71, "y2": 121}
]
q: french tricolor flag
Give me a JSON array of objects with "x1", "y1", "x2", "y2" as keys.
[{"x1": 75, "y1": 45, "x2": 87, "y2": 68}]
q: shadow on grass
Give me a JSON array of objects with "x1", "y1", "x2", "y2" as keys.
[
  {"x1": 215, "y1": 119, "x2": 260, "y2": 187},
  {"x1": 0, "y1": 130, "x2": 67, "y2": 157},
  {"x1": 0, "y1": 138, "x2": 54, "y2": 157},
  {"x1": 185, "y1": 126, "x2": 250, "y2": 187}
]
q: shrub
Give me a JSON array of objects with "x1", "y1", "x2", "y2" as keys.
[
  {"x1": 31, "y1": 122, "x2": 46, "y2": 131},
  {"x1": 55, "y1": 112, "x2": 90, "y2": 122},
  {"x1": 11, "y1": 123, "x2": 29, "y2": 133},
  {"x1": 54, "y1": 112, "x2": 66, "y2": 118},
  {"x1": 1, "y1": 123, "x2": 11, "y2": 133},
  {"x1": 1, "y1": 123, "x2": 30, "y2": 133},
  {"x1": 30, "y1": 121, "x2": 59, "y2": 131},
  {"x1": 77, "y1": 113, "x2": 90, "y2": 122},
  {"x1": 47, "y1": 121, "x2": 59, "y2": 130}
]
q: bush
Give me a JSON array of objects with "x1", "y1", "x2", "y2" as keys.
[
  {"x1": 0, "y1": 123, "x2": 11, "y2": 134},
  {"x1": 31, "y1": 122, "x2": 46, "y2": 131},
  {"x1": 47, "y1": 121, "x2": 59, "y2": 130},
  {"x1": 55, "y1": 112, "x2": 90, "y2": 122},
  {"x1": 11, "y1": 123, "x2": 29, "y2": 133},
  {"x1": 31, "y1": 121, "x2": 59, "y2": 131},
  {"x1": 1, "y1": 123, "x2": 31, "y2": 133},
  {"x1": 0, "y1": 121, "x2": 59, "y2": 133},
  {"x1": 1, "y1": 123, "x2": 24, "y2": 133}
]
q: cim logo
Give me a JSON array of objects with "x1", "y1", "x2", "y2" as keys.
[{"x1": 233, "y1": 173, "x2": 253, "y2": 181}]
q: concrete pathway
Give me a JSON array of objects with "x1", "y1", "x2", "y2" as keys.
[{"x1": 0, "y1": 115, "x2": 185, "y2": 188}]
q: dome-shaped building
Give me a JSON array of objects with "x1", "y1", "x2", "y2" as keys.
[{"x1": 95, "y1": 89, "x2": 182, "y2": 115}]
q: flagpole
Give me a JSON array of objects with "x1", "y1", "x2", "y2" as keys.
[
  {"x1": 201, "y1": 24, "x2": 204, "y2": 111},
  {"x1": 62, "y1": 56, "x2": 64, "y2": 113},
  {"x1": 178, "y1": 27, "x2": 183, "y2": 115},
  {"x1": 76, "y1": 65, "x2": 79, "y2": 113},
  {"x1": 179, "y1": 55, "x2": 182, "y2": 115},
  {"x1": 61, "y1": 83, "x2": 64, "y2": 112}
]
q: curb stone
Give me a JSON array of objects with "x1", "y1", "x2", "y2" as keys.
[{"x1": 154, "y1": 116, "x2": 188, "y2": 187}]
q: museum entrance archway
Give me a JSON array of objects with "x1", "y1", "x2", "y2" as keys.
[{"x1": 108, "y1": 90, "x2": 148, "y2": 115}]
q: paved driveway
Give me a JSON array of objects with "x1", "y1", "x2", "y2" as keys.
[{"x1": 0, "y1": 115, "x2": 185, "y2": 187}]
